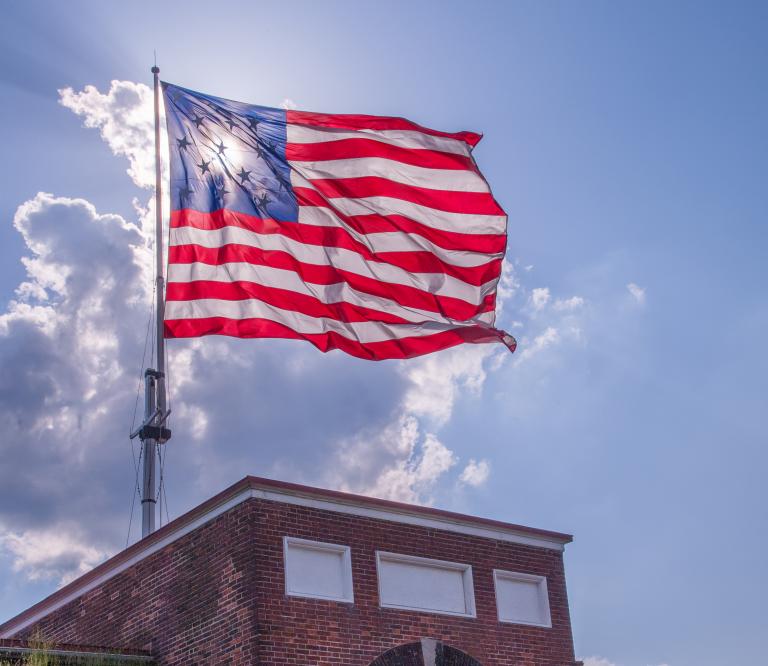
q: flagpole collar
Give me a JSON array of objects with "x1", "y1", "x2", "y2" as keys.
[{"x1": 151, "y1": 66, "x2": 160, "y2": 74}]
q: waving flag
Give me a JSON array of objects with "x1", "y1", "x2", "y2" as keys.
[{"x1": 162, "y1": 82, "x2": 516, "y2": 360}]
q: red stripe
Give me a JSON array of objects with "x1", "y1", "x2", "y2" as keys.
[
  {"x1": 287, "y1": 110, "x2": 482, "y2": 148},
  {"x1": 168, "y1": 243, "x2": 495, "y2": 322},
  {"x1": 165, "y1": 317, "x2": 504, "y2": 360},
  {"x1": 170, "y1": 209, "x2": 502, "y2": 287},
  {"x1": 286, "y1": 139, "x2": 475, "y2": 171},
  {"x1": 166, "y1": 280, "x2": 412, "y2": 325},
  {"x1": 293, "y1": 189, "x2": 506, "y2": 253},
  {"x1": 308, "y1": 177, "x2": 504, "y2": 216}
]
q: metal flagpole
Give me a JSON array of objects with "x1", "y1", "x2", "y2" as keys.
[
  {"x1": 152, "y1": 64, "x2": 167, "y2": 432},
  {"x1": 133, "y1": 63, "x2": 172, "y2": 539}
]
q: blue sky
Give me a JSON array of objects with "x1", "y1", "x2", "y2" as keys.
[{"x1": 0, "y1": 2, "x2": 766, "y2": 665}]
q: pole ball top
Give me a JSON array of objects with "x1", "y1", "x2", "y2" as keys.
[{"x1": 151, "y1": 66, "x2": 160, "y2": 74}]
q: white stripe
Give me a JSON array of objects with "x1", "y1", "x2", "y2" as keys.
[
  {"x1": 288, "y1": 157, "x2": 488, "y2": 193},
  {"x1": 287, "y1": 124, "x2": 471, "y2": 156},
  {"x1": 323, "y1": 196, "x2": 506, "y2": 235},
  {"x1": 289, "y1": 171, "x2": 505, "y2": 235},
  {"x1": 167, "y1": 262, "x2": 496, "y2": 327},
  {"x1": 169, "y1": 227, "x2": 497, "y2": 304},
  {"x1": 165, "y1": 298, "x2": 480, "y2": 344},
  {"x1": 297, "y1": 207, "x2": 501, "y2": 267}
]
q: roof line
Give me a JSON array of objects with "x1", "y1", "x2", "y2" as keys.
[
  {"x1": 0, "y1": 476, "x2": 572, "y2": 637},
  {"x1": 243, "y1": 476, "x2": 573, "y2": 542}
]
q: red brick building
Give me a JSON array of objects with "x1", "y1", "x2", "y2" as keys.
[{"x1": 0, "y1": 477, "x2": 580, "y2": 665}]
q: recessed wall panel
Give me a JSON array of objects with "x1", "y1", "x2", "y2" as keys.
[{"x1": 376, "y1": 552, "x2": 475, "y2": 617}]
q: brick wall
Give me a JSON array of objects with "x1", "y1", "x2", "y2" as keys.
[{"x1": 21, "y1": 497, "x2": 576, "y2": 666}]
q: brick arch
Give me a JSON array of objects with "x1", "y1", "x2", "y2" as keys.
[{"x1": 369, "y1": 638, "x2": 482, "y2": 666}]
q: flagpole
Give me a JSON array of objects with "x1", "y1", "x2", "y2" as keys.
[
  {"x1": 152, "y1": 64, "x2": 167, "y2": 424},
  {"x1": 138, "y1": 64, "x2": 171, "y2": 538}
]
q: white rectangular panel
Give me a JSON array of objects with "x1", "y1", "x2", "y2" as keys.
[
  {"x1": 283, "y1": 537, "x2": 353, "y2": 603},
  {"x1": 494, "y1": 570, "x2": 551, "y2": 627},
  {"x1": 376, "y1": 551, "x2": 475, "y2": 617}
]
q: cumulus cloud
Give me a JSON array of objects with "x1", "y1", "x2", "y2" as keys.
[
  {"x1": 459, "y1": 459, "x2": 490, "y2": 487},
  {"x1": 368, "y1": 428, "x2": 458, "y2": 504},
  {"x1": 328, "y1": 416, "x2": 447, "y2": 503},
  {"x1": 403, "y1": 345, "x2": 494, "y2": 427},
  {"x1": 0, "y1": 192, "x2": 149, "y2": 583},
  {"x1": 627, "y1": 282, "x2": 646, "y2": 305},
  {"x1": 280, "y1": 98, "x2": 298, "y2": 110},
  {"x1": 59, "y1": 81, "x2": 155, "y2": 190},
  {"x1": 1, "y1": 526, "x2": 110, "y2": 587},
  {"x1": 325, "y1": 346, "x2": 497, "y2": 504}
]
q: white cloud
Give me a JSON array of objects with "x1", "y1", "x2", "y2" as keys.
[
  {"x1": 280, "y1": 97, "x2": 298, "y2": 110},
  {"x1": 553, "y1": 296, "x2": 585, "y2": 311},
  {"x1": 514, "y1": 326, "x2": 560, "y2": 366},
  {"x1": 403, "y1": 345, "x2": 494, "y2": 426},
  {"x1": 495, "y1": 258, "x2": 520, "y2": 312},
  {"x1": 59, "y1": 81, "x2": 155, "y2": 190},
  {"x1": 580, "y1": 658, "x2": 617, "y2": 666},
  {"x1": 627, "y1": 282, "x2": 646, "y2": 305},
  {"x1": 580, "y1": 657, "x2": 670, "y2": 666},
  {"x1": 1, "y1": 525, "x2": 109, "y2": 587},
  {"x1": 459, "y1": 459, "x2": 490, "y2": 487},
  {"x1": 530, "y1": 287, "x2": 551, "y2": 311},
  {"x1": 330, "y1": 416, "x2": 456, "y2": 504},
  {"x1": 325, "y1": 343, "x2": 505, "y2": 503},
  {"x1": 368, "y1": 430, "x2": 458, "y2": 504},
  {"x1": 0, "y1": 192, "x2": 149, "y2": 582}
]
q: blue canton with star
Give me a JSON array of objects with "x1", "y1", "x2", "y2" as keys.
[{"x1": 162, "y1": 82, "x2": 297, "y2": 222}]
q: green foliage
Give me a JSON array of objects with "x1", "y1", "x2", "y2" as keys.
[
  {"x1": 0, "y1": 630, "x2": 142, "y2": 665},
  {"x1": 26, "y1": 629, "x2": 52, "y2": 666}
]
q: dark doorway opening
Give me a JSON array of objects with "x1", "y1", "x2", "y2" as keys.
[{"x1": 369, "y1": 639, "x2": 482, "y2": 666}]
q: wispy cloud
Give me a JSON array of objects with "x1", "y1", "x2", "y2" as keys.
[
  {"x1": 581, "y1": 658, "x2": 618, "y2": 666},
  {"x1": 580, "y1": 656, "x2": 670, "y2": 666},
  {"x1": 553, "y1": 295, "x2": 585, "y2": 311},
  {"x1": 530, "y1": 286, "x2": 551, "y2": 311},
  {"x1": 514, "y1": 326, "x2": 560, "y2": 366},
  {"x1": 627, "y1": 282, "x2": 646, "y2": 305}
]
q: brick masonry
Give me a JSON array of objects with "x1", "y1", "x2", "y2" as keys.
[{"x1": 17, "y1": 496, "x2": 578, "y2": 666}]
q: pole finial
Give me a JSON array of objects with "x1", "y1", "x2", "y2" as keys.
[{"x1": 151, "y1": 65, "x2": 160, "y2": 74}]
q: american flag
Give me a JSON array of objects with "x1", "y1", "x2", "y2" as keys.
[{"x1": 162, "y1": 83, "x2": 515, "y2": 360}]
